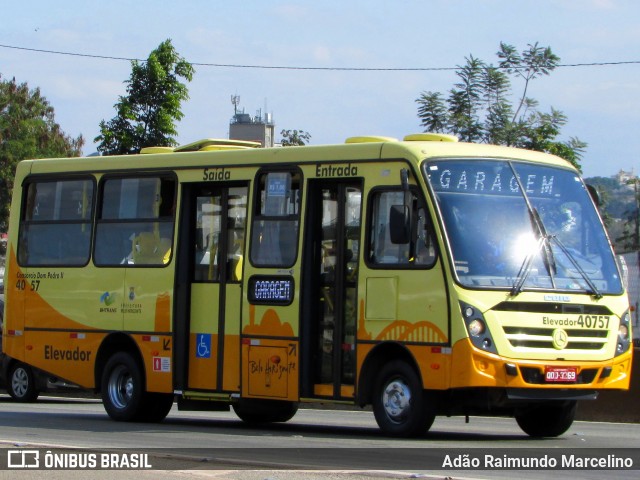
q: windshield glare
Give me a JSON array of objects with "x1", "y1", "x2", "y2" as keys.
[{"x1": 426, "y1": 159, "x2": 622, "y2": 295}]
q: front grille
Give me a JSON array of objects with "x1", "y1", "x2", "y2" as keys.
[
  {"x1": 494, "y1": 302, "x2": 613, "y2": 315},
  {"x1": 503, "y1": 326, "x2": 609, "y2": 350}
]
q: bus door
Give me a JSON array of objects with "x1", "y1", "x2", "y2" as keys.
[
  {"x1": 176, "y1": 183, "x2": 248, "y2": 393},
  {"x1": 301, "y1": 180, "x2": 362, "y2": 399}
]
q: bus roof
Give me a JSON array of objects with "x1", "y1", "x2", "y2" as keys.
[
  {"x1": 19, "y1": 134, "x2": 575, "y2": 176},
  {"x1": 381, "y1": 136, "x2": 573, "y2": 170}
]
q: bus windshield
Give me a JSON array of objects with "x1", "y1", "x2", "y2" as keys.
[{"x1": 426, "y1": 159, "x2": 623, "y2": 295}]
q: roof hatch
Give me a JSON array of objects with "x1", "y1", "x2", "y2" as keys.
[
  {"x1": 403, "y1": 133, "x2": 458, "y2": 142},
  {"x1": 140, "y1": 138, "x2": 261, "y2": 154},
  {"x1": 344, "y1": 136, "x2": 398, "y2": 144}
]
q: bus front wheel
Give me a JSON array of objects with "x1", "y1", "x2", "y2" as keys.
[
  {"x1": 515, "y1": 401, "x2": 577, "y2": 437},
  {"x1": 8, "y1": 362, "x2": 39, "y2": 402},
  {"x1": 101, "y1": 352, "x2": 145, "y2": 422},
  {"x1": 139, "y1": 392, "x2": 174, "y2": 422},
  {"x1": 372, "y1": 360, "x2": 436, "y2": 437}
]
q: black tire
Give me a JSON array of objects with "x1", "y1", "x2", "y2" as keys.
[
  {"x1": 515, "y1": 401, "x2": 577, "y2": 437},
  {"x1": 233, "y1": 399, "x2": 299, "y2": 424},
  {"x1": 7, "y1": 362, "x2": 39, "y2": 402},
  {"x1": 372, "y1": 360, "x2": 436, "y2": 437},
  {"x1": 101, "y1": 352, "x2": 145, "y2": 422},
  {"x1": 139, "y1": 392, "x2": 174, "y2": 422}
]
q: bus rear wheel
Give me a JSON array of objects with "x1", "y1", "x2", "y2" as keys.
[
  {"x1": 101, "y1": 352, "x2": 173, "y2": 423},
  {"x1": 233, "y1": 399, "x2": 299, "y2": 424},
  {"x1": 8, "y1": 362, "x2": 39, "y2": 402},
  {"x1": 372, "y1": 360, "x2": 435, "y2": 437},
  {"x1": 515, "y1": 401, "x2": 577, "y2": 437},
  {"x1": 101, "y1": 352, "x2": 145, "y2": 422}
]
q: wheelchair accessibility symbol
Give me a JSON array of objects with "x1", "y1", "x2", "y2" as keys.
[{"x1": 196, "y1": 334, "x2": 211, "y2": 358}]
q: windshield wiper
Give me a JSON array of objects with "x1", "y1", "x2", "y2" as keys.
[
  {"x1": 510, "y1": 234, "x2": 546, "y2": 296},
  {"x1": 506, "y1": 162, "x2": 602, "y2": 299},
  {"x1": 532, "y1": 207, "x2": 557, "y2": 280},
  {"x1": 508, "y1": 162, "x2": 557, "y2": 296},
  {"x1": 549, "y1": 235, "x2": 603, "y2": 299},
  {"x1": 510, "y1": 218, "x2": 603, "y2": 299}
]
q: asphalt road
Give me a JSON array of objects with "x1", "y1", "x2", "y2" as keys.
[{"x1": 0, "y1": 394, "x2": 638, "y2": 479}]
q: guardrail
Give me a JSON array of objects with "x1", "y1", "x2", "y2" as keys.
[{"x1": 576, "y1": 348, "x2": 639, "y2": 423}]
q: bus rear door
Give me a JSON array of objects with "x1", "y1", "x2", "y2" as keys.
[{"x1": 175, "y1": 183, "x2": 248, "y2": 394}]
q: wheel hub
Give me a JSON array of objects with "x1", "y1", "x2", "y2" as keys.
[
  {"x1": 382, "y1": 379, "x2": 411, "y2": 422},
  {"x1": 108, "y1": 366, "x2": 133, "y2": 410},
  {"x1": 12, "y1": 368, "x2": 29, "y2": 397}
]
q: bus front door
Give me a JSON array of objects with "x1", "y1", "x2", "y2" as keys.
[
  {"x1": 302, "y1": 180, "x2": 362, "y2": 400},
  {"x1": 176, "y1": 183, "x2": 248, "y2": 393}
]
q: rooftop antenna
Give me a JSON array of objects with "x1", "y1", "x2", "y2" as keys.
[{"x1": 231, "y1": 95, "x2": 240, "y2": 115}]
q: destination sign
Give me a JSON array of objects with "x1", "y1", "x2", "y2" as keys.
[
  {"x1": 248, "y1": 275, "x2": 294, "y2": 305},
  {"x1": 428, "y1": 161, "x2": 558, "y2": 197}
]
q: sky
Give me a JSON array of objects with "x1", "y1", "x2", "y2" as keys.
[{"x1": 1, "y1": 0, "x2": 639, "y2": 179}]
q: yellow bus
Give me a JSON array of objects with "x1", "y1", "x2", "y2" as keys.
[{"x1": 1, "y1": 134, "x2": 632, "y2": 437}]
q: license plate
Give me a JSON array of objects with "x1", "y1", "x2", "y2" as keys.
[{"x1": 544, "y1": 366, "x2": 578, "y2": 383}]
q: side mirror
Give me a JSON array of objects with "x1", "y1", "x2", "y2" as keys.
[
  {"x1": 586, "y1": 184, "x2": 601, "y2": 206},
  {"x1": 390, "y1": 205, "x2": 411, "y2": 244}
]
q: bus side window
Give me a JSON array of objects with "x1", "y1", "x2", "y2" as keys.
[
  {"x1": 250, "y1": 171, "x2": 301, "y2": 267},
  {"x1": 368, "y1": 189, "x2": 436, "y2": 267},
  {"x1": 94, "y1": 175, "x2": 176, "y2": 267},
  {"x1": 18, "y1": 178, "x2": 94, "y2": 267}
]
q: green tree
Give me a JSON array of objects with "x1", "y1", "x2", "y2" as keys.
[
  {"x1": 416, "y1": 42, "x2": 586, "y2": 170},
  {"x1": 95, "y1": 39, "x2": 194, "y2": 155},
  {"x1": 280, "y1": 129, "x2": 311, "y2": 147},
  {"x1": 0, "y1": 75, "x2": 83, "y2": 231}
]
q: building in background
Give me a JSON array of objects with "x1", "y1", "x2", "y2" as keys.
[
  {"x1": 616, "y1": 168, "x2": 637, "y2": 188},
  {"x1": 229, "y1": 95, "x2": 275, "y2": 147}
]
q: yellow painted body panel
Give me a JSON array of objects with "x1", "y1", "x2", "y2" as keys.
[
  {"x1": 223, "y1": 285, "x2": 242, "y2": 392},
  {"x1": 3, "y1": 246, "x2": 175, "y2": 392},
  {"x1": 242, "y1": 339, "x2": 299, "y2": 401},
  {"x1": 450, "y1": 337, "x2": 632, "y2": 390},
  {"x1": 404, "y1": 133, "x2": 458, "y2": 142},
  {"x1": 134, "y1": 333, "x2": 173, "y2": 392},
  {"x1": 454, "y1": 289, "x2": 631, "y2": 362},
  {"x1": 140, "y1": 146, "x2": 175, "y2": 154},
  {"x1": 24, "y1": 331, "x2": 100, "y2": 387}
]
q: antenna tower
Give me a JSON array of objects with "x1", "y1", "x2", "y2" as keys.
[{"x1": 231, "y1": 95, "x2": 240, "y2": 115}]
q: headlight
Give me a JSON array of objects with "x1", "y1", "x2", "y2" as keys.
[
  {"x1": 468, "y1": 319, "x2": 485, "y2": 337},
  {"x1": 616, "y1": 311, "x2": 631, "y2": 355},
  {"x1": 459, "y1": 301, "x2": 497, "y2": 354},
  {"x1": 618, "y1": 323, "x2": 629, "y2": 341}
]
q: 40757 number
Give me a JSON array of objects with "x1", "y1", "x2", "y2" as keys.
[{"x1": 575, "y1": 315, "x2": 610, "y2": 329}]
